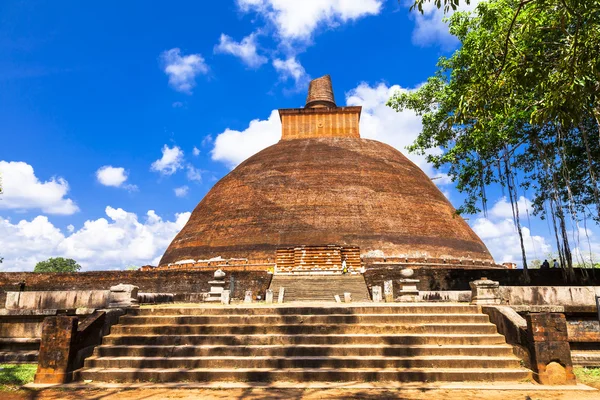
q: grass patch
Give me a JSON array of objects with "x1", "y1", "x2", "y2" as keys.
[
  {"x1": 574, "y1": 367, "x2": 600, "y2": 389},
  {"x1": 0, "y1": 364, "x2": 37, "y2": 391}
]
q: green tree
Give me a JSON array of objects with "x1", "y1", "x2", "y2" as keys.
[
  {"x1": 390, "y1": 0, "x2": 600, "y2": 276},
  {"x1": 34, "y1": 257, "x2": 81, "y2": 273}
]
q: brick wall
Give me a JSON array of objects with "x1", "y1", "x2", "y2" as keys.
[
  {"x1": 279, "y1": 107, "x2": 361, "y2": 140},
  {"x1": 364, "y1": 267, "x2": 600, "y2": 292},
  {"x1": 0, "y1": 270, "x2": 272, "y2": 305}
]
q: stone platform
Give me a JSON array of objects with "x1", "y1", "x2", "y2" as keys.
[{"x1": 78, "y1": 303, "x2": 531, "y2": 383}]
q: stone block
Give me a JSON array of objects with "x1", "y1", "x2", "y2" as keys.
[
  {"x1": 372, "y1": 286, "x2": 382, "y2": 302},
  {"x1": 334, "y1": 295, "x2": 342, "y2": 303},
  {"x1": 109, "y1": 284, "x2": 139, "y2": 309},
  {"x1": 265, "y1": 289, "x2": 273, "y2": 304},
  {"x1": 344, "y1": 292, "x2": 352, "y2": 303},
  {"x1": 244, "y1": 290, "x2": 253, "y2": 303},
  {"x1": 384, "y1": 280, "x2": 393, "y2": 302},
  {"x1": 221, "y1": 290, "x2": 230, "y2": 305},
  {"x1": 34, "y1": 316, "x2": 78, "y2": 384},
  {"x1": 526, "y1": 313, "x2": 576, "y2": 385},
  {"x1": 470, "y1": 278, "x2": 500, "y2": 305}
]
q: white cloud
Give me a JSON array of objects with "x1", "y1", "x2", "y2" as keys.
[
  {"x1": 488, "y1": 196, "x2": 533, "y2": 219},
  {"x1": 214, "y1": 33, "x2": 268, "y2": 68},
  {"x1": 410, "y1": 0, "x2": 481, "y2": 48},
  {"x1": 237, "y1": 0, "x2": 382, "y2": 42},
  {"x1": 151, "y1": 145, "x2": 184, "y2": 176},
  {"x1": 186, "y1": 165, "x2": 203, "y2": 182},
  {"x1": 186, "y1": 167, "x2": 202, "y2": 182},
  {"x1": 272, "y1": 56, "x2": 310, "y2": 89},
  {"x1": 346, "y1": 82, "x2": 449, "y2": 181},
  {"x1": 96, "y1": 165, "x2": 137, "y2": 191},
  {"x1": 160, "y1": 48, "x2": 208, "y2": 94},
  {"x1": 174, "y1": 186, "x2": 189, "y2": 197},
  {"x1": 192, "y1": 147, "x2": 200, "y2": 156},
  {"x1": 470, "y1": 196, "x2": 552, "y2": 265},
  {"x1": 0, "y1": 207, "x2": 190, "y2": 272},
  {"x1": 0, "y1": 161, "x2": 79, "y2": 215},
  {"x1": 211, "y1": 110, "x2": 281, "y2": 168}
]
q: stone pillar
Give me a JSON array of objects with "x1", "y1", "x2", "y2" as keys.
[
  {"x1": 469, "y1": 277, "x2": 500, "y2": 305},
  {"x1": 244, "y1": 290, "x2": 253, "y2": 303},
  {"x1": 34, "y1": 316, "x2": 78, "y2": 384},
  {"x1": 109, "y1": 284, "x2": 139, "y2": 308},
  {"x1": 265, "y1": 289, "x2": 274, "y2": 304},
  {"x1": 397, "y1": 268, "x2": 419, "y2": 302},
  {"x1": 221, "y1": 290, "x2": 230, "y2": 305},
  {"x1": 277, "y1": 287, "x2": 285, "y2": 303},
  {"x1": 372, "y1": 286, "x2": 382, "y2": 302},
  {"x1": 344, "y1": 292, "x2": 352, "y2": 303},
  {"x1": 383, "y1": 280, "x2": 394, "y2": 303},
  {"x1": 526, "y1": 313, "x2": 576, "y2": 385}
]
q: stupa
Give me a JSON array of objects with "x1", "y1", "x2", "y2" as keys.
[{"x1": 160, "y1": 75, "x2": 497, "y2": 272}]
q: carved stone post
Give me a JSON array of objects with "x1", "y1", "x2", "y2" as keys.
[
  {"x1": 526, "y1": 313, "x2": 576, "y2": 385},
  {"x1": 34, "y1": 316, "x2": 78, "y2": 384},
  {"x1": 469, "y1": 277, "x2": 500, "y2": 305}
]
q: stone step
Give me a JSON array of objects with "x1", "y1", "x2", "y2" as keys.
[
  {"x1": 0, "y1": 351, "x2": 39, "y2": 363},
  {"x1": 93, "y1": 344, "x2": 515, "y2": 358},
  {"x1": 79, "y1": 367, "x2": 531, "y2": 383},
  {"x1": 102, "y1": 333, "x2": 507, "y2": 346},
  {"x1": 109, "y1": 323, "x2": 498, "y2": 336},
  {"x1": 84, "y1": 355, "x2": 522, "y2": 370},
  {"x1": 117, "y1": 314, "x2": 490, "y2": 325},
  {"x1": 0, "y1": 338, "x2": 41, "y2": 351},
  {"x1": 269, "y1": 275, "x2": 370, "y2": 302},
  {"x1": 128, "y1": 305, "x2": 481, "y2": 316}
]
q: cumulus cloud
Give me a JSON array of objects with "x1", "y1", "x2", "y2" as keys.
[
  {"x1": 470, "y1": 196, "x2": 552, "y2": 265},
  {"x1": 214, "y1": 33, "x2": 268, "y2": 68},
  {"x1": 96, "y1": 165, "x2": 137, "y2": 191},
  {"x1": 160, "y1": 48, "x2": 208, "y2": 94},
  {"x1": 346, "y1": 82, "x2": 449, "y2": 181},
  {"x1": 186, "y1": 165, "x2": 203, "y2": 182},
  {"x1": 0, "y1": 161, "x2": 79, "y2": 215},
  {"x1": 410, "y1": 0, "x2": 481, "y2": 48},
  {"x1": 151, "y1": 145, "x2": 184, "y2": 176},
  {"x1": 211, "y1": 110, "x2": 281, "y2": 168},
  {"x1": 237, "y1": 0, "x2": 382, "y2": 42},
  {"x1": 272, "y1": 56, "x2": 310, "y2": 89},
  {"x1": 174, "y1": 186, "x2": 189, "y2": 197},
  {"x1": 0, "y1": 207, "x2": 190, "y2": 272},
  {"x1": 192, "y1": 147, "x2": 200, "y2": 156}
]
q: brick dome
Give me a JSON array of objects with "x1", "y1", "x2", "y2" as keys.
[{"x1": 159, "y1": 137, "x2": 494, "y2": 266}]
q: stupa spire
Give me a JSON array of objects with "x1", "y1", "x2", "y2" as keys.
[{"x1": 305, "y1": 75, "x2": 336, "y2": 108}]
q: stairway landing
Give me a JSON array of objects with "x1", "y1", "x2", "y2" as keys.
[{"x1": 269, "y1": 274, "x2": 370, "y2": 302}]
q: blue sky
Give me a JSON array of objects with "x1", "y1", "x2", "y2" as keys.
[{"x1": 1, "y1": 0, "x2": 598, "y2": 271}]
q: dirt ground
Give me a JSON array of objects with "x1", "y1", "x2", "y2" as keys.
[{"x1": 3, "y1": 387, "x2": 599, "y2": 400}]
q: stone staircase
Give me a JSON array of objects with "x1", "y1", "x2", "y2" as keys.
[
  {"x1": 269, "y1": 274, "x2": 370, "y2": 302},
  {"x1": 78, "y1": 304, "x2": 531, "y2": 383},
  {"x1": 0, "y1": 338, "x2": 39, "y2": 363}
]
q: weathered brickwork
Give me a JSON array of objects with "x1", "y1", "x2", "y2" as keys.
[
  {"x1": 0, "y1": 270, "x2": 272, "y2": 304},
  {"x1": 159, "y1": 138, "x2": 495, "y2": 266},
  {"x1": 279, "y1": 107, "x2": 361, "y2": 140},
  {"x1": 526, "y1": 313, "x2": 576, "y2": 385},
  {"x1": 364, "y1": 267, "x2": 600, "y2": 292}
]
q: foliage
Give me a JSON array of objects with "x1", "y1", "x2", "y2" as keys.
[
  {"x1": 34, "y1": 257, "x2": 81, "y2": 273},
  {"x1": 0, "y1": 364, "x2": 36, "y2": 391},
  {"x1": 574, "y1": 367, "x2": 600, "y2": 390},
  {"x1": 411, "y1": 0, "x2": 470, "y2": 13},
  {"x1": 390, "y1": 0, "x2": 600, "y2": 273}
]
